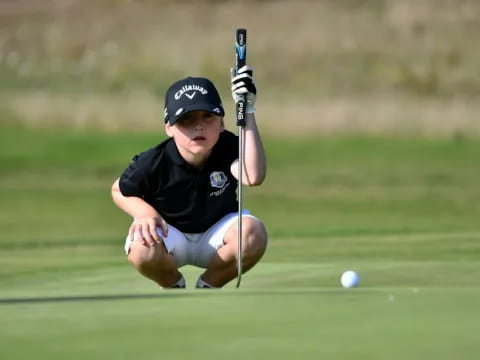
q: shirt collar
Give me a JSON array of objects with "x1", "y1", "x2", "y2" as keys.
[{"x1": 165, "y1": 138, "x2": 188, "y2": 166}]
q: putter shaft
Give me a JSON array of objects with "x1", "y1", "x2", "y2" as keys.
[{"x1": 236, "y1": 126, "x2": 244, "y2": 288}]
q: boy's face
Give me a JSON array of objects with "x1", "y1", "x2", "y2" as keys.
[{"x1": 165, "y1": 110, "x2": 224, "y2": 161}]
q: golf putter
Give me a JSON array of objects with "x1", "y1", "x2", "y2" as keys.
[{"x1": 235, "y1": 28, "x2": 247, "y2": 288}]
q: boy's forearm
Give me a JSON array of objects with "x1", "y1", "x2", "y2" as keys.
[
  {"x1": 243, "y1": 113, "x2": 267, "y2": 185},
  {"x1": 115, "y1": 194, "x2": 158, "y2": 219},
  {"x1": 111, "y1": 180, "x2": 158, "y2": 218}
]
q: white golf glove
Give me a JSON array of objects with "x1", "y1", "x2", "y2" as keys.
[{"x1": 231, "y1": 65, "x2": 257, "y2": 114}]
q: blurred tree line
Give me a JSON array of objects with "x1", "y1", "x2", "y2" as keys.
[{"x1": 1, "y1": 0, "x2": 479, "y2": 135}]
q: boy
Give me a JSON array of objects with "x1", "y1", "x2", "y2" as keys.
[{"x1": 111, "y1": 66, "x2": 268, "y2": 288}]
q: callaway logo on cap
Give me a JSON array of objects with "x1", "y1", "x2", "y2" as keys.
[{"x1": 164, "y1": 77, "x2": 225, "y2": 125}]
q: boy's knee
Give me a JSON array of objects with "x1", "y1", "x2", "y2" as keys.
[
  {"x1": 243, "y1": 218, "x2": 268, "y2": 256},
  {"x1": 128, "y1": 241, "x2": 166, "y2": 268}
]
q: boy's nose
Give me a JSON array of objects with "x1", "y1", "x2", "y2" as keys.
[{"x1": 193, "y1": 117, "x2": 204, "y2": 128}]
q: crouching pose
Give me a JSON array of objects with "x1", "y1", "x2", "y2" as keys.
[{"x1": 111, "y1": 67, "x2": 267, "y2": 288}]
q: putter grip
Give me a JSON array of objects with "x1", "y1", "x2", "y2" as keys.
[{"x1": 235, "y1": 28, "x2": 247, "y2": 127}]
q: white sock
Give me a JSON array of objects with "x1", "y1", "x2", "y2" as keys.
[{"x1": 196, "y1": 277, "x2": 214, "y2": 288}]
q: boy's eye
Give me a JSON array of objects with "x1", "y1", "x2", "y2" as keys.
[
  {"x1": 178, "y1": 114, "x2": 194, "y2": 124},
  {"x1": 177, "y1": 111, "x2": 216, "y2": 126}
]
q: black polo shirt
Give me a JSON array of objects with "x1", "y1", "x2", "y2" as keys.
[{"x1": 119, "y1": 130, "x2": 239, "y2": 233}]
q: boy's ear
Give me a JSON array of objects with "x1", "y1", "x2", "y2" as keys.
[
  {"x1": 220, "y1": 117, "x2": 225, "y2": 132},
  {"x1": 165, "y1": 123, "x2": 174, "y2": 137}
]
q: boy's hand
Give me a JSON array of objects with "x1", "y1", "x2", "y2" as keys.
[
  {"x1": 128, "y1": 214, "x2": 168, "y2": 247},
  {"x1": 231, "y1": 65, "x2": 257, "y2": 113}
]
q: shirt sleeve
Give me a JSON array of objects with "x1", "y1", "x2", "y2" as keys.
[{"x1": 118, "y1": 154, "x2": 148, "y2": 197}]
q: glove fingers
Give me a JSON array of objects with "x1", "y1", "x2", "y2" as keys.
[
  {"x1": 232, "y1": 65, "x2": 253, "y2": 79},
  {"x1": 236, "y1": 69, "x2": 253, "y2": 77},
  {"x1": 233, "y1": 87, "x2": 249, "y2": 95},
  {"x1": 230, "y1": 65, "x2": 257, "y2": 113},
  {"x1": 232, "y1": 69, "x2": 256, "y2": 95},
  {"x1": 232, "y1": 82, "x2": 256, "y2": 95},
  {"x1": 232, "y1": 74, "x2": 253, "y2": 84},
  {"x1": 237, "y1": 65, "x2": 253, "y2": 75},
  {"x1": 232, "y1": 81, "x2": 248, "y2": 91}
]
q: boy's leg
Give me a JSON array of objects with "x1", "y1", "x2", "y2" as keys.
[
  {"x1": 128, "y1": 240, "x2": 183, "y2": 288},
  {"x1": 201, "y1": 216, "x2": 267, "y2": 287},
  {"x1": 126, "y1": 225, "x2": 188, "y2": 288}
]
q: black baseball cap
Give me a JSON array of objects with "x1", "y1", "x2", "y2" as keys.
[{"x1": 164, "y1": 77, "x2": 225, "y2": 125}]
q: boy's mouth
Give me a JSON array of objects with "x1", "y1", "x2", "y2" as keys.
[{"x1": 192, "y1": 136, "x2": 206, "y2": 141}]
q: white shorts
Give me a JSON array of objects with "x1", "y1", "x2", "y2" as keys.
[{"x1": 124, "y1": 210, "x2": 257, "y2": 269}]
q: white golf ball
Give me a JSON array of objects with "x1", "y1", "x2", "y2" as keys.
[{"x1": 341, "y1": 270, "x2": 360, "y2": 288}]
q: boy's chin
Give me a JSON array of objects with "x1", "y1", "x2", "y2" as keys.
[{"x1": 188, "y1": 144, "x2": 211, "y2": 155}]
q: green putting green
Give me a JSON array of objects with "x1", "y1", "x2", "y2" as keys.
[{"x1": 1, "y1": 126, "x2": 479, "y2": 359}]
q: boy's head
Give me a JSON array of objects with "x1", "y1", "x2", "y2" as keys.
[{"x1": 164, "y1": 77, "x2": 224, "y2": 126}]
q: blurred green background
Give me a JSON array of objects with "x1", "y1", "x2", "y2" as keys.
[
  {"x1": 1, "y1": 1, "x2": 480, "y2": 359},
  {"x1": 2, "y1": 0, "x2": 479, "y2": 136}
]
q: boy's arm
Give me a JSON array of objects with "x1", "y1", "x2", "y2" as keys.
[
  {"x1": 111, "y1": 178, "x2": 168, "y2": 246},
  {"x1": 230, "y1": 112, "x2": 266, "y2": 186},
  {"x1": 230, "y1": 65, "x2": 266, "y2": 186}
]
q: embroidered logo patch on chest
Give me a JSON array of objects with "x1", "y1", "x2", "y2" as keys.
[{"x1": 210, "y1": 171, "x2": 228, "y2": 189}]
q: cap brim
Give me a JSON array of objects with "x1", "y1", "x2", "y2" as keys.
[{"x1": 168, "y1": 103, "x2": 224, "y2": 125}]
